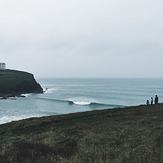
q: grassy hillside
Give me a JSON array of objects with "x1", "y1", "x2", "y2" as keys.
[
  {"x1": 0, "y1": 104, "x2": 163, "y2": 162},
  {"x1": 0, "y1": 69, "x2": 43, "y2": 96}
]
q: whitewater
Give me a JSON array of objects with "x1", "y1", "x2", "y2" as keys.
[{"x1": 0, "y1": 78, "x2": 163, "y2": 124}]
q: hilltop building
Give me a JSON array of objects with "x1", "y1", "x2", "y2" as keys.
[{"x1": 0, "y1": 63, "x2": 6, "y2": 69}]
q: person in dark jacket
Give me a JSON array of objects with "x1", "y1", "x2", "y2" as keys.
[
  {"x1": 151, "y1": 97, "x2": 153, "y2": 105},
  {"x1": 154, "y1": 95, "x2": 159, "y2": 104},
  {"x1": 146, "y1": 100, "x2": 149, "y2": 105}
]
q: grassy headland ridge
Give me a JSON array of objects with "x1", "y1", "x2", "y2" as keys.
[
  {"x1": 0, "y1": 104, "x2": 163, "y2": 162},
  {"x1": 0, "y1": 69, "x2": 43, "y2": 97}
]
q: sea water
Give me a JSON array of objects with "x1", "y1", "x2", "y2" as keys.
[{"x1": 0, "y1": 78, "x2": 163, "y2": 124}]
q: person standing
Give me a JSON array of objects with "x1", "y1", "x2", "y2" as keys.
[
  {"x1": 146, "y1": 100, "x2": 149, "y2": 105},
  {"x1": 154, "y1": 95, "x2": 159, "y2": 104},
  {"x1": 151, "y1": 97, "x2": 153, "y2": 105}
]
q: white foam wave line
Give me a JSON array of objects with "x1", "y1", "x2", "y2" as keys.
[
  {"x1": 72, "y1": 101, "x2": 92, "y2": 106},
  {"x1": 68, "y1": 97, "x2": 97, "y2": 106},
  {"x1": 0, "y1": 115, "x2": 30, "y2": 124},
  {"x1": 43, "y1": 87, "x2": 59, "y2": 94},
  {"x1": 21, "y1": 93, "x2": 31, "y2": 97}
]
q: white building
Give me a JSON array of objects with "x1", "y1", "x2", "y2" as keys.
[{"x1": 0, "y1": 63, "x2": 6, "y2": 69}]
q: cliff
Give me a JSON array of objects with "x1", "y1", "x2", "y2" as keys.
[{"x1": 0, "y1": 69, "x2": 43, "y2": 97}]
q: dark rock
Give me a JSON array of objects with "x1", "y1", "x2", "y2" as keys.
[{"x1": 0, "y1": 69, "x2": 43, "y2": 97}]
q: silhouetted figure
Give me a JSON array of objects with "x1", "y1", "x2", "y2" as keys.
[
  {"x1": 154, "y1": 95, "x2": 159, "y2": 104},
  {"x1": 146, "y1": 100, "x2": 149, "y2": 105},
  {"x1": 151, "y1": 97, "x2": 153, "y2": 105}
]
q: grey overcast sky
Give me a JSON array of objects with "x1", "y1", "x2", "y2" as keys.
[{"x1": 0, "y1": 0, "x2": 163, "y2": 78}]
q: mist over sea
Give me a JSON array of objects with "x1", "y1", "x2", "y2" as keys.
[{"x1": 0, "y1": 78, "x2": 163, "y2": 124}]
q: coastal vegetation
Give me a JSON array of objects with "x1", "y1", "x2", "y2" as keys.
[
  {"x1": 0, "y1": 104, "x2": 163, "y2": 162},
  {"x1": 0, "y1": 69, "x2": 43, "y2": 97}
]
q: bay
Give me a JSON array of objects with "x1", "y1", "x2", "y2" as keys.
[{"x1": 0, "y1": 78, "x2": 163, "y2": 124}]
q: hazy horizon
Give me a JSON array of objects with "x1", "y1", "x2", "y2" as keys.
[{"x1": 1, "y1": 0, "x2": 163, "y2": 78}]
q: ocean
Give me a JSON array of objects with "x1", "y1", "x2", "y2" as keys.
[{"x1": 0, "y1": 78, "x2": 163, "y2": 124}]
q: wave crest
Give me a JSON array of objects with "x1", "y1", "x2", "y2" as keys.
[
  {"x1": 43, "y1": 88, "x2": 58, "y2": 94},
  {"x1": 68, "y1": 101, "x2": 92, "y2": 106},
  {"x1": 37, "y1": 97, "x2": 123, "y2": 108},
  {"x1": 68, "y1": 97, "x2": 97, "y2": 106}
]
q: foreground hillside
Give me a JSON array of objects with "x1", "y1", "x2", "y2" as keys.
[{"x1": 0, "y1": 104, "x2": 163, "y2": 163}]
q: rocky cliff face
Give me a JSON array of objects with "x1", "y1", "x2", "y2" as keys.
[{"x1": 0, "y1": 69, "x2": 43, "y2": 97}]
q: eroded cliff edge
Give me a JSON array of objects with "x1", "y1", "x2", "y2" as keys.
[{"x1": 0, "y1": 69, "x2": 43, "y2": 97}]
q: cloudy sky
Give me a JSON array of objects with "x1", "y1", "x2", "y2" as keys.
[{"x1": 0, "y1": 0, "x2": 163, "y2": 78}]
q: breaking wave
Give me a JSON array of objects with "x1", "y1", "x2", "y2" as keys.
[
  {"x1": 68, "y1": 97, "x2": 97, "y2": 106},
  {"x1": 0, "y1": 115, "x2": 31, "y2": 124},
  {"x1": 37, "y1": 97, "x2": 123, "y2": 108},
  {"x1": 20, "y1": 93, "x2": 31, "y2": 97},
  {"x1": 43, "y1": 88, "x2": 59, "y2": 94}
]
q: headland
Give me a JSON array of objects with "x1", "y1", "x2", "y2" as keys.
[{"x1": 0, "y1": 69, "x2": 43, "y2": 98}]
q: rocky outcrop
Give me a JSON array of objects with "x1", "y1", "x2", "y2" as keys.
[{"x1": 0, "y1": 69, "x2": 43, "y2": 97}]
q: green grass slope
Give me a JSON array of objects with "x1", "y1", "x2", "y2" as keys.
[{"x1": 0, "y1": 104, "x2": 163, "y2": 162}]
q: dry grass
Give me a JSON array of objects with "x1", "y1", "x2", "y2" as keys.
[{"x1": 0, "y1": 104, "x2": 163, "y2": 162}]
